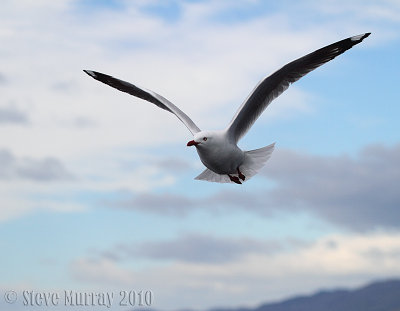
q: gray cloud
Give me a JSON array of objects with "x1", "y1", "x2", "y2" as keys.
[
  {"x1": 72, "y1": 116, "x2": 96, "y2": 128},
  {"x1": 110, "y1": 186, "x2": 281, "y2": 217},
  {"x1": 262, "y1": 144, "x2": 400, "y2": 231},
  {"x1": 99, "y1": 234, "x2": 284, "y2": 264},
  {"x1": 115, "y1": 192, "x2": 196, "y2": 216},
  {"x1": 0, "y1": 149, "x2": 16, "y2": 178},
  {"x1": 116, "y1": 153, "x2": 194, "y2": 178},
  {"x1": 0, "y1": 105, "x2": 29, "y2": 124},
  {"x1": 136, "y1": 234, "x2": 279, "y2": 263},
  {"x1": 51, "y1": 80, "x2": 79, "y2": 93},
  {"x1": 153, "y1": 156, "x2": 193, "y2": 174},
  {"x1": 0, "y1": 72, "x2": 7, "y2": 85},
  {"x1": 110, "y1": 143, "x2": 400, "y2": 231},
  {"x1": 0, "y1": 149, "x2": 73, "y2": 181}
]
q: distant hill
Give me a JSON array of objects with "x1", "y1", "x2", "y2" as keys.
[
  {"x1": 140, "y1": 279, "x2": 400, "y2": 311},
  {"x1": 210, "y1": 279, "x2": 400, "y2": 311}
]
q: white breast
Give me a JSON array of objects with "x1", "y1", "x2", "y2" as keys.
[{"x1": 196, "y1": 143, "x2": 244, "y2": 175}]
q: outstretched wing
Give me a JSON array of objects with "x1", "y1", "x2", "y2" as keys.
[
  {"x1": 84, "y1": 70, "x2": 201, "y2": 135},
  {"x1": 226, "y1": 33, "x2": 371, "y2": 143}
]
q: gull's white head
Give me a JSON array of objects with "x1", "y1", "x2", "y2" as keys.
[{"x1": 187, "y1": 131, "x2": 217, "y2": 147}]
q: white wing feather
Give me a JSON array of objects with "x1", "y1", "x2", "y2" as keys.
[{"x1": 84, "y1": 70, "x2": 201, "y2": 135}]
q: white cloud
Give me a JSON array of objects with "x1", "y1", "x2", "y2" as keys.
[
  {"x1": 0, "y1": 0, "x2": 379, "y2": 158},
  {"x1": 0, "y1": 187, "x2": 86, "y2": 222},
  {"x1": 70, "y1": 231, "x2": 400, "y2": 309},
  {"x1": 0, "y1": 0, "x2": 331, "y2": 221},
  {"x1": 0, "y1": 104, "x2": 29, "y2": 124},
  {"x1": 71, "y1": 258, "x2": 136, "y2": 287},
  {"x1": 314, "y1": 0, "x2": 400, "y2": 23}
]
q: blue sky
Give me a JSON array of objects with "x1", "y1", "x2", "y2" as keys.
[{"x1": 1, "y1": 0, "x2": 400, "y2": 310}]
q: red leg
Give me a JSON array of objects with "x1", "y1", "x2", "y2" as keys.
[
  {"x1": 228, "y1": 174, "x2": 242, "y2": 184},
  {"x1": 237, "y1": 167, "x2": 245, "y2": 181}
]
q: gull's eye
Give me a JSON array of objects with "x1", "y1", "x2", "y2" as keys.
[{"x1": 203, "y1": 137, "x2": 207, "y2": 141}]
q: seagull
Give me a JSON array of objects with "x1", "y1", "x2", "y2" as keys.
[{"x1": 84, "y1": 33, "x2": 370, "y2": 184}]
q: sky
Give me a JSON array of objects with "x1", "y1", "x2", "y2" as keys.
[{"x1": 1, "y1": 0, "x2": 400, "y2": 310}]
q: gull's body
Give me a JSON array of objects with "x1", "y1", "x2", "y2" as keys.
[
  {"x1": 84, "y1": 33, "x2": 370, "y2": 184},
  {"x1": 193, "y1": 130, "x2": 245, "y2": 175}
]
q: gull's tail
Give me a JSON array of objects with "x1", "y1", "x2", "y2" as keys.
[
  {"x1": 240, "y1": 142, "x2": 275, "y2": 179},
  {"x1": 194, "y1": 143, "x2": 275, "y2": 183}
]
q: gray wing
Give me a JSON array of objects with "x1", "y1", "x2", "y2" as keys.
[
  {"x1": 226, "y1": 33, "x2": 371, "y2": 143},
  {"x1": 84, "y1": 70, "x2": 201, "y2": 135}
]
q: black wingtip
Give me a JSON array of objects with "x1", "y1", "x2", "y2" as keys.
[
  {"x1": 351, "y1": 32, "x2": 371, "y2": 42},
  {"x1": 83, "y1": 70, "x2": 97, "y2": 78}
]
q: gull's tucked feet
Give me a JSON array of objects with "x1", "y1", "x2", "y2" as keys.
[
  {"x1": 228, "y1": 174, "x2": 242, "y2": 184},
  {"x1": 237, "y1": 168, "x2": 245, "y2": 181}
]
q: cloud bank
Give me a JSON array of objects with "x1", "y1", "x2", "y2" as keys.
[
  {"x1": 112, "y1": 143, "x2": 400, "y2": 231},
  {"x1": 0, "y1": 149, "x2": 73, "y2": 181},
  {"x1": 71, "y1": 231, "x2": 400, "y2": 309}
]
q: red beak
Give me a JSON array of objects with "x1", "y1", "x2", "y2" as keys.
[{"x1": 187, "y1": 140, "x2": 199, "y2": 147}]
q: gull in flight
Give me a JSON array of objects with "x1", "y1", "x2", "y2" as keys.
[{"x1": 84, "y1": 33, "x2": 370, "y2": 184}]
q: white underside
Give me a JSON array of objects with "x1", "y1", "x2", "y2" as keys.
[{"x1": 194, "y1": 143, "x2": 275, "y2": 183}]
